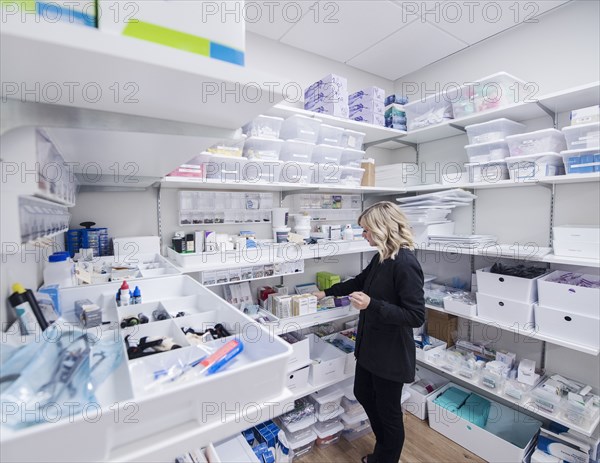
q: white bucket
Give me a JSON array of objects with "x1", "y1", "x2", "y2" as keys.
[
  {"x1": 273, "y1": 227, "x2": 291, "y2": 243},
  {"x1": 292, "y1": 214, "x2": 311, "y2": 228},
  {"x1": 295, "y1": 227, "x2": 311, "y2": 239},
  {"x1": 272, "y1": 208, "x2": 289, "y2": 227}
]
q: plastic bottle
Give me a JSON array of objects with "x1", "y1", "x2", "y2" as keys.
[
  {"x1": 343, "y1": 224, "x2": 354, "y2": 241},
  {"x1": 132, "y1": 286, "x2": 142, "y2": 304},
  {"x1": 43, "y1": 252, "x2": 76, "y2": 287},
  {"x1": 119, "y1": 281, "x2": 131, "y2": 306},
  {"x1": 8, "y1": 283, "x2": 48, "y2": 335}
]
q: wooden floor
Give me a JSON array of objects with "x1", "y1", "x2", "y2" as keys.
[{"x1": 297, "y1": 413, "x2": 486, "y2": 463}]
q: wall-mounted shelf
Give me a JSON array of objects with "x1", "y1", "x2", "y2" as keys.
[{"x1": 275, "y1": 306, "x2": 358, "y2": 336}]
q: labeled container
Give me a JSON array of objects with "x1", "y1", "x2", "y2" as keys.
[
  {"x1": 476, "y1": 292, "x2": 535, "y2": 326},
  {"x1": 465, "y1": 118, "x2": 526, "y2": 144},
  {"x1": 476, "y1": 266, "x2": 548, "y2": 302},
  {"x1": 404, "y1": 93, "x2": 454, "y2": 130},
  {"x1": 242, "y1": 115, "x2": 284, "y2": 139},
  {"x1": 317, "y1": 124, "x2": 345, "y2": 146},
  {"x1": 201, "y1": 152, "x2": 247, "y2": 181},
  {"x1": 206, "y1": 134, "x2": 246, "y2": 157},
  {"x1": 537, "y1": 270, "x2": 599, "y2": 317},
  {"x1": 312, "y1": 145, "x2": 344, "y2": 165},
  {"x1": 242, "y1": 159, "x2": 284, "y2": 183},
  {"x1": 341, "y1": 129, "x2": 366, "y2": 149},
  {"x1": 466, "y1": 160, "x2": 509, "y2": 184},
  {"x1": 273, "y1": 227, "x2": 291, "y2": 243},
  {"x1": 280, "y1": 140, "x2": 315, "y2": 163},
  {"x1": 280, "y1": 161, "x2": 314, "y2": 184},
  {"x1": 312, "y1": 163, "x2": 342, "y2": 185},
  {"x1": 340, "y1": 148, "x2": 365, "y2": 167},
  {"x1": 308, "y1": 385, "x2": 344, "y2": 417},
  {"x1": 286, "y1": 427, "x2": 317, "y2": 461},
  {"x1": 505, "y1": 152, "x2": 565, "y2": 180},
  {"x1": 562, "y1": 122, "x2": 600, "y2": 150},
  {"x1": 338, "y1": 166, "x2": 365, "y2": 186},
  {"x1": 242, "y1": 137, "x2": 284, "y2": 161},
  {"x1": 535, "y1": 304, "x2": 600, "y2": 350},
  {"x1": 465, "y1": 140, "x2": 510, "y2": 162},
  {"x1": 560, "y1": 147, "x2": 600, "y2": 174},
  {"x1": 43, "y1": 252, "x2": 76, "y2": 288},
  {"x1": 340, "y1": 410, "x2": 371, "y2": 442},
  {"x1": 506, "y1": 129, "x2": 567, "y2": 157},
  {"x1": 312, "y1": 421, "x2": 344, "y2": 448},
  {"x1": 280, "y1": 115, "x2": 322, "y2": 143}
]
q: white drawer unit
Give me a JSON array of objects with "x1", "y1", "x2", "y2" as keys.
[
  {"x1": 476, "y1": 267, "x2": 549, "y2": 303},
  {"x1": 537, "y1": 270, "x2": 600, "y2": 317},
  {"x1": 476, "y1": 292, "x2": 535, "y2": 326},
  {"x1": 535, "y1": 304, "x2": 600, "y2": 350}
]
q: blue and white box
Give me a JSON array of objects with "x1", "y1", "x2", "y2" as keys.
[
  {"x1": 349, "y1": 99, "x2": 385, "y2": 115},
  {"x1": 385, "y1": 94, "x2": 409, "y2": 106},
  {"x1": 349, "y1": 86, "x2": 385, "y2": 103},
  {"x1": 305, "y1": 101, "x2": 349, "y2": 119},
  {"x1": 305, "y1": 74, "x2": 348, "y2": 96},
  {"x1": 351, "y1": 109, "x2": 385, "y2": 126}
]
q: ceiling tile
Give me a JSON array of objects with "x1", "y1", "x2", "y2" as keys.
[
  {"x1": 279, "y1": 1, "x2": 414, "y2": 63},
  {"x1": 395, "y1": 0, "x2": 571, "y2": 44},
  {"x1": 245, "y1": 1, "x2": 314, "y2": 40},
  {"x1": 347, "y1": 20, "x2": 467, "y2": 80}
]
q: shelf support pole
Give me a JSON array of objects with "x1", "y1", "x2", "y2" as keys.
[{"x1": 535, "y1": 102, "x2": 558, "y2": 128}]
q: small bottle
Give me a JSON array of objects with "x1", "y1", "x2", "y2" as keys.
[
  {"x1": 138, "y1": 312, "x2": 149, "y2": 324},
  {"x1": 132, "y1": 286, "x2": 142, "y2": 304},
  {"x1": 119, "y1": 281, "x2": 131, "y2": 306},
  {"x1": 343, "y1": 224, "x2": 354, "y2": 241},
  {"x1": 8, "y1": 283, "x2": 48, "y2": 335}
]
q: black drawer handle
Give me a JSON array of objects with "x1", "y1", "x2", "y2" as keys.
[
  {"x1": 499, "y1": 302, "x2": 505, "y2": 307},
  {"x1": 564, "y1": 316, "x2": 572, "y2": 322},
  {"x1": 499, "y1": 277, "x2": 505, "y2": 282}
]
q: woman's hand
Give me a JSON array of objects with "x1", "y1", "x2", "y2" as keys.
[
  {"x1": 312, "y1": 291, "x2": 326, "y2": 300},
  {"x1": 349, "y1": 291, "x2": 370, "y2": 310}
]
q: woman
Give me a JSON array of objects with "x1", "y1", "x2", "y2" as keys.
[{"x1": 313, "y1": 201, "x2": 425, "y2": 463}]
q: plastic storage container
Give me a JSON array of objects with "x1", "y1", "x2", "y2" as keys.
[
  {"x1": 505, "y1": 153, "x2": 564, "y2": 180},
  {"x1": 43, "y1": 252, "x2": 76, "y2": 287},
  {"x1": 286, "y1": 428, "x2": 317, "y2": 461},
  {"x1": 450, "y1": 72, "x2": 526, "y2": 119},
  {"x1": 340, "y1": 148, "x2": 365, "y2": 167},
  {"x1": 242, "y1": 115, "x2": 284, "y2": 139},
  {"x1": 562, "y1": 122, "x2": 600, "y2": 150},
  {"x1": 242, "y1": 137, "x2": 284, "y2": 161},
  {"x1": 280, "y1": 115, "x2": 322, "y2": 143},
  {"x1": 242, "y1": 159, "x2": 284, "y2": 183},
  {"x1": 404, "y1": 93, "x2": 454, "y2": 130},
  {"x1": 341, "y1": 129, "x2": 366, "y2": 149},
  {"x1": 560, "y1": 147, "x2": 600, "y2": 174},
  {"x1": 465, "y1": 118, "x2": 526, "y2": 144},
  {"x1": 341, "y1": 411, "x2": 371, "y2": 442},
  {"x1": 280, "y1": 140, "x2": 315, "y2": 163},
  {"x1": 464, "y1": 140, "x2": 510, "y2": 162},
  {"x1": 309, "y1": 385, "x2": 344, "y2": 417},
  {"x1": 506, "y1": 129, "x2": 567, "y2": 157},
  {"x1": 206, "y1": 134, "x2": 246, "y2": 157},
  {"x1": 317, "y1": 124, "x2": 345, "y2": 146},
  {"x1": 280, "y1": 161, "x2": 314, "y2": 184},
  {"x1": 312, "y1": 145, "x2": 344, "y2": 164},
  {"x1": 338, "y1": 166, "x2": 365, "y2": 186},
  {"x1": 201, "y1": 153, "x2": 247, "y2": 181},
  {"x1": 312, "y1": 421, "x2": 344, "y2": 448},
  {"x1": 312, "y1": 163, "x2": 342, "y2": 185},
  {"x1": 465, "y1": 160, "x2": 509, "y2": 183}
]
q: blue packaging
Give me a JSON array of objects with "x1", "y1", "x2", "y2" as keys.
[
  {"x1": 349, "y1": 86, "x2": 385, "y2": 102},
  {"x1": 595, "y1": 154, "x2": 600, "y2": 172},
  {"x1": 349, "y1": 99, "x2": 385, "y2": 115},
  {"x1": 38, "y1": 284, "x2": 61, "y2": 315},
  {"x1": 385, "y1": 94, "x2": 409, "y2": 106},
  {"x1": 580, "y1": 154, "x2": 595, "y2": 173}
]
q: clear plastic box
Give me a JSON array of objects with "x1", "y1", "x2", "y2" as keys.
[
  {"x1": 309, "y1": 385, "x2": 344, "y2": 416},
  {"x1": 280, "y1": 140, "x2": 315, "y2": 163},
  {"x1": 340, "y1": 148, "x2": 365, "y2": 167},
  {"x1": 505, "y1": 152, "x2": 564, "y2": 180},
  {"x1": 450, "y1": 72, "x2": 526, "y2": 119},
  {"x1": 560, "y1": 148, "x2": 600, "y2": 174},
  {"x1": 341, "y1": 395, "x2": 364, "y2": 416},
  {"x1": 242, "y1": 115, "x2": 284, "y2": 139},
  {"x1": 466, "y1": 160, "x2": 509, "y2": 183},
  {"x1": 341, "y1": 129, "x2": 366, "y2": 149},
  {"x1": 317, "y1": 124, "x2": 345, "y2": 146},
  {"x1": 562, "y1": 122, "x2": 600, "y2": 150},
  {"x1": 506, "y1": 128, "x2": 567, "y2": 157},
  {"x1": 338, "y1": 166, "x2": 365, "y2": 186},
  {"x1": 464, "y1": 140, "x2": 510, "y2": 162},
  {"x1": 404, "y1": 94, "x2": 454, "y2": 130},
  {"x1": 199, "y1": 153, "x2": 247, "y2": 181},
  {"x1": 465, "y1": 118, "x2": 526, "y2": 144},
  {"x1": 530, "y1": 386, "x2": 562, "y2": 415},
  {"x1": 312, "y1": 144, "x2": 344, "y2": 164},
  {"x1": 312, "y1": 163, "x2": 342, "y2": 184},
  {"x1": 280, "y1": 115, "x2": 322, "y2": 143},
  {"x1": 280, "y1": 161, "x2": 314, "y2": 184},
  {"x1": 206, "y1": 134, "x2": 246, "y2": 157},
  {"x1": 242, "y1": 136, "x2": 284, "y2": 161},
  {"x1": 242, "y1": 159, "x2": 284, "y2": 183},
  {"x1": 286, "y1": 428, "x2": 317, "y2": 461},
  {"x1": 312, "y1": 421, "x2": 344, "y2": 448}
]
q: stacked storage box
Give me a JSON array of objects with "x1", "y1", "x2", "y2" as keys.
[
  {"x1": 560, "y1": 106, "x2": 600, "y2": 174},
  {"x1": 349, "y1": 86, "x2": 385, "y2": 126},
  {"x1": 535, "y1": 270, "x2": 600, "y2": 351},
  {"x1": 505, "y1": 128, "x2": 566, "y2": 180},
  {"x1": 402, "y1": 365, "x2": 450, "y2": 420},
  {"x1": 552, "y1": 224, "x2": 600, "y2": 260},
  {"x1": 304, "y1": 74, "x2": 349, "y2": 119},
  {"x1": 277, "y1": 397, "x2": 318, "y2": 461},
  {"x1": 384, "y1": 103, "x2": 407, "y2": 130}
]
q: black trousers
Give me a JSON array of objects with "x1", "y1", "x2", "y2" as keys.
[{"x1": 354, "y1": 363, "x2": 405, "y2": 463}]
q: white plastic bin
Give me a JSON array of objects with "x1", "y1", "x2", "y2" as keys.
[
  {"x1": 466, "y1": 160, "x2": 509, "y2": 184},
  {"x1": 242, "y1": 115, "x2": 284, "y2": 139},
  {"x1": 403, "y1": 365, "x2": 450, "y2": 420},
  {"x1": 317, "y1": 124, "x2": 345, "y2": 146},
  {"x1": 535, "y1": 304, "x2": 600, "y2": 350},
  {"x1": 340, "y1": 148, "x2": 365, "y2": 167},
  {"x1": 450, "y1": 72, "x2": 526, "y2": 119},
  {"x1": 286, "y1": 366, "x2": 310, "y2": 393},
  {"x1": 476, "y1": 292, "x2": 535, "y2": 326},
  {"x1": 405, "y1": 93, "x2": 454, "y2": 130},
  {"x1": 341, "y1": 129, "x2": 366, "y2": 149},
  {"x1": 506, "y1": 129, "x2": 567, "y2": 157},
  {"x1": 505, "y1": 153, "x2": 565, "y2": 180},
  {"x1": 309, "y1": 385, "x2": 344, "y2": 417},
  {"x1": 312, "y1": 163, "x2": 343, "y2": 185},
  {"x1": 312, "y1": 421, "x2": 344, "y2": 448},
  {"x1": 307, "y1": 333, "x2": 346, "y2": 387},
  {"x1": 562, "y1": 122, "x2": 600, "y2": 150},
  {"x1": 206, "y1": 134, "x2": 246, "y2": 157},
  {"x1": 287, "y1": 428, "x2": 317, "y2": 461},
  {"x1": 465, "y1": 140, "x2": 510, "y2": 162},
  {"x1": 553, "y1": 224, "x2": 600, "y2": 243},
  {"x1": 476, "y1": 266, "x2": 548, "y2": 302},
  {"x1": 280, "y1": 115, "x2": 322, "y2": 143},
  {"x1": 537, "y1": 270, "x2": 600, "y2": 317},
  {"x1": 560, "y1": 147, "x2": 600, "y2": 174},
  {"x1": 280, "y1": 161, "x2": 314, "y2": 184},
  {"x1": 242, "y1": 136, "x2": 284, "y2": 161},
  {"x1": 312, "y1": 144, "x2": 344, "y2": 164},
  {"x1": 201, "y1": 152, "x2": 248, "y2": 181},
  {"x1": 280, "y1": 140, "x2": 315, "y2": 163},
  {"x1": 242, "y1": 159, "x2": 283, "y2": 183},
  {"x1": 338, "y1": 166, "x2": 365, "y2": 186},
  {"x1": 465, "y1": 118, "x2": 526, "y2": 144},
  {"x1": 552, "y1": 240, "x2": 599, "y2": 259}
]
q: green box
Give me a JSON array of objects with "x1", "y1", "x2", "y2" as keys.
[{"x1": 317, "y1": 271, "x2": 341, "y2": 291}]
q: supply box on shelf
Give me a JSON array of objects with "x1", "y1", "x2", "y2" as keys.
[
  {"x1": 505, "y1": 153, "x2": 565, "y2": 181},
  {"x1": 560, "y1": 148, "x2": 600, "y2": 174},
  {"x1": 465, "y1": 119, "x2": 526, "y2": 145},
  {"x1": 562, "y1": 122, "x2": 600, "y2": 150},
  {"x1": 552, "y1": 224, "x2": 600, "y2": 259},
  {"x1": 506, "y1": 128, "x2": 567, "y2": 157}
]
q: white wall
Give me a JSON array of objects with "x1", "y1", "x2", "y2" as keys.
[{"x1": 394, "y1": 0, "x2": 600, "y2": 97}]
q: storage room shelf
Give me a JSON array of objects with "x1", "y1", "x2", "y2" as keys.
[
  {"x1": 266, "y1": 103, "x2": 406, "y2": 147},
  {"x1": 426, "y1": 305, "x2": 600, "y2": 356},
  {"x1": 275, "y1": 306, "x2": 359, "y2": 335},
  {"x1": 204, "y1": 270, "x2": 303, "y2": 288},
  {"x1": 417, "y1": 243, "x2": 553, "y2": 262},
  {"x1": 540, "y1": 172, "x2": 600, "y2": 185},
  {"x1": 290, "y1": 372, "x2": 355, "y2": 402},
  {"x1": 543, "y1": 254, "x2": 600, "y2": 268},
  {"x1": 417, "y1": 356, "x2": 600, "y2": 436},
  {"x1": 1, "y1": 21, "x2": 285, "y2": 131}
]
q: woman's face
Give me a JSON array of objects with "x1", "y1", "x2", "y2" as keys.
[{"x1": 360, "y1": 221, "x2": 375, "y2": 246}]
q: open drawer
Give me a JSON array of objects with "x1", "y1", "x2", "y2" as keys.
[{"x1": 1, "y1": 275, "x2": 293, "y2": 462}]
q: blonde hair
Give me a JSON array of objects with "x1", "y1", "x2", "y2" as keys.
[{"x1": 359, "y1": 201, "x2": 415, "y2": 261}]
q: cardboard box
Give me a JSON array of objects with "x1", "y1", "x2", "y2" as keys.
[
  {"x1": 426, "y1": 310, "x2": 458, "y2": 347},
  {"x1": 317, "y1": 271, "x2": 341, "y2": 291},
  {"x1": 361, "y1": 159, "x2": 375, "y2": 187}
]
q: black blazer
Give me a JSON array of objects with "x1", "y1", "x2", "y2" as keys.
[{"x1": 325, "y1": 248, "x2": 425, "y2": 383}]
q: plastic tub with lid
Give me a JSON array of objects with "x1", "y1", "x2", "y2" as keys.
[
  {"x1": 312, "y1": 421, "x2": 344, "y2": 449},
  {"x1": 280, "y1": 161, "x2": 314, "y2": 184},
  {"x1": 465, "y1": 160, "x2": 509, "y2": 184},
  {"x1": 505, "y1": 152, "x2": 565, "y2": 180},
  {"x1": 242, "y1": 137, "x2": 284, "y2": 161},
  {"x1": 206, "y1": 134, "x2": 246, "y2": 157},
  {"x1": 506, "y1": 128, "x2": 567, "y2": 157},
  {"x1": 560, "y1": 147, "x2": 600, "y2": 174},
  {"x1": 465, "y1": 118, "x2": 526, "y2": 144},
  {"x1": 280, "y1": 115, "x2": 322, "y2": 143},
  {"x1": 312, "y1": 144, "x2": 344, "y2": 164},
  {"x1": 338, "y1": 166, "x2": 365, "y2": 186},
  {"x1": 280, "y1": 140, "x2": 315, "y2": 163},
  {"x1": 242, "y1": 115, "x2": 284, "y2": 139},
  {"x1": 308, "y1": 385, "x2": 344, "y2": 416},
  {"x1": 464, "y1": 139, "x2": 510, "y2": 162},
  {"x1": 317, "y1": 124, "x2": 345, "y2": 146},
  {"x1": 286, "y1": 427, "x2": 317, "y2": 461},
  {"x1": 562, "y1": 122, "x2": 600, "y2": 150},
  {"x1": 340, "y1": 148, "x2": 365, "y2": 167},
  {"x1": 341, "y1": 129, "x2": 366, "y2": 149}
]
